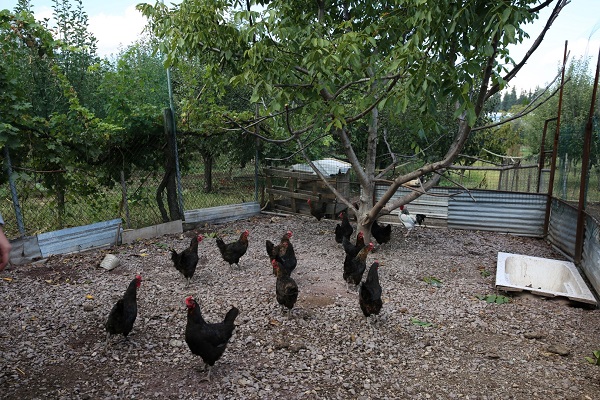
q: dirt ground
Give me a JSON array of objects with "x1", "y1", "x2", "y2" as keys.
[{"x1": 1, "y1": 212, "x2": 599, "y2": 399}]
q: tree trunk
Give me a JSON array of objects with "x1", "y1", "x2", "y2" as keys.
[{"x1": 202, "y1": 152, "x2": 214, "y2": 193}]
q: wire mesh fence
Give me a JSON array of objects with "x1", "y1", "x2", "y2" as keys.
[
  {"x1": 2, "y1": 114, "x2": 599, "y2": 239},
  {"x1": 0, "y1": 135, "x2": 260, "y2": 239}
]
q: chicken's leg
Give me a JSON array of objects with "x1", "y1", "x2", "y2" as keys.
[{"x1": 203, "y1": 365, "x2": 213, "y2": 382}]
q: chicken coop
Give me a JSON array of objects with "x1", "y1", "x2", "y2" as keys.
[{"x1": 264, "y1": 158, "x2": 353, "y2": 218}]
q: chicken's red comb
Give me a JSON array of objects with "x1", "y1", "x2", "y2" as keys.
[
  {"x1": 400, "y1": 205, "x2": 404, "y2": 210},
  {"x1": 358, "y1": 231, "x2": 364, "y2": 237},
  {"x1": 135, "y1": 274, "x2": 142, "y2": 281},
  {"x1": 287, "y1": 230, "x2": 293, "y2": 238},
  {"x1": 185, "y1": 296, "x2": 195, "y2": 307},
  {"x1": 271, "y1": 259, "x2": 279, "y2": 267},
  {"x1": 197, "y1": 234, "x2": 204, "y2": 241}
]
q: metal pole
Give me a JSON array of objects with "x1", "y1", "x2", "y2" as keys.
[
  {"x1": 3, "y1": 146, "x2": 26, "y2": 236},
  {"x1": 166, "y1": 67, "x2": 185, "y2": 219},
  {"x1": 120, "y1": 170, "x2": 131, "y2": 229},
  {"x1": 543, "y1": 41, "x2": 568, "y2": 237},
  {"x1": 254, "y1": 103, "x2": 260, "y2": 202},
  {"x1": 160, "y1": 0, "x2": 184, "y2": 219},
  {"x1": 574, "y1": 46, "x2": 600, "y2": 263}
]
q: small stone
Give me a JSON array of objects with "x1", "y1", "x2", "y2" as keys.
[
  {"x1": 83, "y1": 304, "x2": 94, "y2": 312},
  {"x1": 524, "y1": 331, "x2": 545, "y2": 339},
  {"x1": 547, "y1": 345, "x2": 570, "y2": 356},
  {"x1": 169, "y1": 339, "x2": 183, "y2": 348}
]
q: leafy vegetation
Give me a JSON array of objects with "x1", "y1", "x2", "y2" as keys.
[
  {"x1": 585, "y1": 350, "x2": 600, "y2": 365},
  {"x1": 476, "y1": 293, "x2": 511, "y2": 304},
  {"x1": 423, "y1": 276, "x2": 443, "y2": 287},
  {"x1": 2, "y1": 0, "x2": 598, "y2": 239},
  {"x1": 410, "y1": 317, "x2": 434, "y2": 328},
  {"x1": 138, "y1": 0, "x2": 571, "y2": 241}
]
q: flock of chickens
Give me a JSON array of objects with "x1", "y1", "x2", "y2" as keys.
[{"x1": 104, "y1": 201, "x2": 427, "y2": 381}]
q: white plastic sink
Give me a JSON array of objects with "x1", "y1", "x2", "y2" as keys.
[{"x1": 496, "y1": 252, "x2": 597, "y2": 305}]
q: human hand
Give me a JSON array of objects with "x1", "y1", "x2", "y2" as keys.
[{"x1": 0, "y1": 226, "x2": 12, "y2": 271}]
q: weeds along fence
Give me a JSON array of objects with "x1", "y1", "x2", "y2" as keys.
[{"x1": 0, "y1": 142, "x2": 260, "y2": 240}]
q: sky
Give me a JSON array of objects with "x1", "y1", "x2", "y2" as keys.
[{"x1": 3, "y1": 0, "x2": 600, "y2": 94}]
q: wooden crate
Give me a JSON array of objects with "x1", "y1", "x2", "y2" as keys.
[{"x1": 264, "y1": 167, "x2": 350, "y2": 217}]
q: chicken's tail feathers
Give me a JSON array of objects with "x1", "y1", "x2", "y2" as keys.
[
  {"x1": 224, "y1": 306, "x2": 240, "y2": 325},
  {"x1": 215, "y1": 237, "x2": 226, "y2": 251},
  {"x1": 169, "y1": 249, "x2": 181, "y2": 264}
]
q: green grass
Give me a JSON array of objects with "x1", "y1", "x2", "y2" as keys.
[{"x1": 0, "y1": 167, "x2": 257, "y2": 238}]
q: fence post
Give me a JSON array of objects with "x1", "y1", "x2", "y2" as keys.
[
  {"x1": 537, "y1": 118, "x2": 557, "y2": 193},
  {"x1": 166, "y1": 67, "x2": 185, "y2": 218},
  {"x1": 543, "y1": 40, "x2": 568, "y2": 237},
  {"x1": 574, "y1": 46, "x2": 600, "y2": 263},
  {"x1": 254, "y1": 103, "x2": 260, "y2": 203},
  {"x1": 120, "y1": 170, "x2": 131, "y2": 229},
  {"x1": 3, "y1": 147, "x2": 26, "y2": 236}
]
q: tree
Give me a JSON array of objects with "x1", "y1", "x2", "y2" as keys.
[
  {"x1": 139, "y1": 0, "x2": 569, "y2": 239},
  {"x1": 173, "y1": 59, "x2": 254, "y2": 193},
  {"x1": 520, "y1": 56, "x2": 599, "y2": 192}
]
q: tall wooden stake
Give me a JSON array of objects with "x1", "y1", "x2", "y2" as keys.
[
  {"x1": 574, "y1": 46, "x2": 600, "y2": 263},
  {"x1": 543, "y1": 41, "x2": 568, "y2": 237}
]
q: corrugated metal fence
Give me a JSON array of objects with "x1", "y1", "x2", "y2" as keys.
[
  {"x1": 374, "y1": 185, "x2": 599, "y2": 297},
  {"x1": 448, "y1": 191, "x2": 547, "y2": 237},
  {"x1": 582, "y1": 214, "x2": 600, "y2": 298},
  {"x1": 548, "y1": 199, "x2": 578, "y2": 257}
]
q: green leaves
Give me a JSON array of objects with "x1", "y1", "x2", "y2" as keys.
[
  {"x1": 585, "y1": 350, "x2": 600, "y2": 365},
  {"x1": 410, "y1": 317, "x2": 434, "y2": 327},
  {"x1": 476, "y1": 294, "x2": 511, "y2": 304},
  {"x1": 423, "y1": 276, "x2": 443, "y2": 287}
]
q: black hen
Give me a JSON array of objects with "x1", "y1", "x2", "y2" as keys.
[
  {"x1": 359, "y1": 261, "x2": 383, "y2": 322},
  {"x1": 170, "y1": 234, "x2": 203, "y2": 286},
  {"x1": 266, "y1": 231, "x2": 295, "y2": 275},
  {"x1": 273, "y1": 242, "x2": 297, "y2": 276},
  {"x1": 371, "y1": 220, "x2": 392, "y2": 248},
  {"x1": 307, "y1": 198, "x2": 327, "y2": 221},
  {"x1": 342, "y1": 231, "x2": 365, "y2": 271},
  {"x1": 105, "y1": 275, "x2": 142, "y2": 343},
  {"x1": 272, "y1": 259, "x2": 299, "y2": 318},
  {"x1": 276, "y1": 241, "x2": 297, "y2": 276},
  {"x1": 185, "y1": 296, "x2": 239, "y2": 382},
  {"x1": 343, "y1": 242, "x2": 374, "y2": 291},
  {"x1": 216, "y1": 230, "x2": 249, "y2": 268},
  {"x1": 416, "y1": 214, "x2": 426, "y2": 226},
  {"x1": 335, "y1": 210, "x2": 353, "y2": 244}
]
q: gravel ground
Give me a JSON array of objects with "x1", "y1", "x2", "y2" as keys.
[{"x1": 1, "y1": 213, "x2": 599, "y2": 400}]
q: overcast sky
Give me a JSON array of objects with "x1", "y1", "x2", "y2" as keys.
[{"x1": 4, "y1": 0, "x2": 600, "y2": 93}]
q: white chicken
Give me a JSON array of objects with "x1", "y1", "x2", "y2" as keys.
[{"x1": 399, "y1": 205, "x2": 418, "y2": 237}]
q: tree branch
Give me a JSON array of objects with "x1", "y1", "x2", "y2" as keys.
[
  {"x1": 487, "y1": 0, "x2": 569, "y2": 98},
  {"x1": 528, "y1": 0, "x2": 556, "y2": 14},
  {"x1": 472, "y1": 74, "x2": 568, "y2": 132}
]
